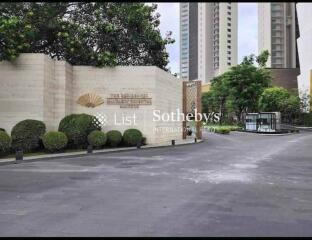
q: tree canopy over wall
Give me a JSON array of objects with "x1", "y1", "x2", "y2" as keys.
[{"x1": 0, "y1": 2, "x2": 174, "y2": 70}]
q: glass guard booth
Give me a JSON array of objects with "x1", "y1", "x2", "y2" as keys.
[{"x1": 245, "y1": 112, "x2": 281, "y2": 132}]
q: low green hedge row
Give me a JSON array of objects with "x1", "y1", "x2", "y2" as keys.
[
  {"x1": 1, "y1": 115, "x2": 144, "y2": 157},
  {"x1": 303, "y1": 113, "x2": 312, "y2": 127},
  {"x1": 228, "y1": 126, "x2": 242, "y2": 131},
  {"x1": 215, "y1": 126, "x2": 231, "y2": 134}
]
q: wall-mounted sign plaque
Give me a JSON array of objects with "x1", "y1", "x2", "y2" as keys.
[
  {"x1": 107, "y1": 93, "x2": 152, "y2": 108},
  {"x1": 77, "y1": 93, "x2": 104, "y2": 108}
]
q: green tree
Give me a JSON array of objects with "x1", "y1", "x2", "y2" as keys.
[
  {"x1": 256, "y1": 50, "x2": 270, "y2": 68},
  {"x1": 284, "y1": 94, "x2": 301, "y2": 118},
  {"x1": 0, "y1": 2, "x2": 174, "y2": 69},
  {"x1": 258, "y1": 87, "x2": 291, "y2": 112},
  {"x1": 201, "y1": 91, "x2": 215, "y2": 114},
  {"x1": 201, "y1": 74, "x2": 230, "y2": 123},
  {"x1": 210, "y1": 73, "x2": 231, "y2": 123},
  {"x1": 0, "y1": 17, "x2": 35, "y2": 61},
  {"x1": 259, "y1": 86, "x2": 302, "y2": 124},
  {"x1": 225, "y1": 60, "x2": 272, "y2": 122},
  {"x1": 201, "y1": 51, "x2": 272, "y2": 124}
]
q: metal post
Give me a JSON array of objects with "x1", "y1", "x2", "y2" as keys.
[
  {"x1": 194, "y1": 138, "x2": 197, "y2": 143},
  {"x1": 87, "y1": 145, "x2": 93, "y2": 154},
  {"x1": 171, "y1": 140, "x2": 175, "y2": 146},
  {"x1": 136, "y1": 142, "x2": 141, "y2": 149},
  {"x1": 15, "y1": 149, "x2": 23, "y2": 163}
]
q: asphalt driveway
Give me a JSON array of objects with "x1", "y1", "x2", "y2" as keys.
[{"x1": 0, "y1": 131, "x2": 312, "y2": 237}]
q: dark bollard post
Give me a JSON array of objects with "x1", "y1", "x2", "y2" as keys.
[
  {"x1": 171, "y1": 140, "x2": 175, "y2": 146},
  {"x1": 137, "y1": 142, "x2": 141, "y2": 149},
  {"x1": 15, "y1": 149, "x2": 23, "y2": 163},
  {"x1": 194, "y1": 138, "x2": 197, "y2": 143},
  {"x1": 87, "y1": 145, "x2": 93, "y2": 154}
]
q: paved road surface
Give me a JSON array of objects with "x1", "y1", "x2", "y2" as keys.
[{"x1": 0, "y1": 131, "x2": 312, "y2": 237}]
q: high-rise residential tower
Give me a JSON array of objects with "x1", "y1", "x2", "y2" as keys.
[
  {"x1": 180, "y1": 2, "x2": 238, "y2": 84},
  {"x1": 258, "y1": 2, "x2": 299, "y2": 68},
  {"x1": 296, "y1": 3, "x2": 312, "y2": 110}
]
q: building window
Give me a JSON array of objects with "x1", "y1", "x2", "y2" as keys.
[
  {"x1": 227, "y1": 40, "x2": 231, "y2": 43},
  {"x1": 227, "y1": 29, "x2": 231, "y2": 32},
  {"x1": 228, "y1": 11, "x2": 231, "y2": 15},
  {"x1": 227, "y1": 51, "x2": 231, "y2": 54},
  {"x1": 227, "y1": 62, "x2": 231, "y2": 66},
  {"x1": 228, "y1": 57, "x2": 231, "y2": 60},
  {"x1": 227, "y1": 34, "x2": 231, "y2": 38},
  {"x1": 227, "y1": 45, "x2": 231, "y2": 49},
  {"x1": 227, "y1": 6, "x2": 231, "y2": 10},
  {"x1": 228, "y1": 17, "x2": 231, "y2": 21},
  {"x1": 228, "y1": 23, "x2": 231, "y2": 27}
]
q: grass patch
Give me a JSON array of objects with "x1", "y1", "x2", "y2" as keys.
[
  {"x1": 214, "y1": 126, "x2": 231, "y2": 134},
  {"x1": 203, "y1": 123, "x2": 242, "y2": 133}
]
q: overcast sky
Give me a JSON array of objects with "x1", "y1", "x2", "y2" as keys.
[{"x1": 152, "y1": 3, "x2": 258, "y2": 74}]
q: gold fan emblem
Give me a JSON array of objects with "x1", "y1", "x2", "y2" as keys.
[{"x1": 77, "y1": 93, "x2": 104, "y2": 108}]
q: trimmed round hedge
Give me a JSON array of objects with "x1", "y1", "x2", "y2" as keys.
[
  {"x1": 123, "y1": 129, "x2": 143, "y2": 146},
  {"x1": 106, "y1": 130, "x2": 122, "y2": 147},
  {"x1": 0, "y1": 131, "x2": 11, "y2": 156},
  {"x1": 42, "y1": 131, "x2": 68, "y2": 153},
  {"x1": 11, "y1": 119, "x2": 46, "y2": 152},
  {"x1": 58, "y1": 114, "x2": 101, "y2": 148},
  {"x1": 87, "y1": 130, "x2": 107, "y2": 148}
]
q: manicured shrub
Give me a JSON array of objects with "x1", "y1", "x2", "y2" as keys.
[
  {"x1": 123, "y1": 129, "x2": 143, "y2": 146},
  {"x1": 42, "y1": 131, "x2": 68, "y2": 153},
  {"x1": 11, "y1": 119, "x2": 46, "y2": 152},
  {"x1": 0, "y1": 131, "x2": 11, "y2": 156},
  {"x1": 58, "y1": 114, "x2": 101, "y2": 148},
  {"x1": 215, "y1": 127, "x2": 231, "y2": 134},
  {"x1": 87, "y1": 130, "x2": 107, "y2": 148},
  {"x1": 106, "y1": 130, "x2": 122, "y2": 147},
  {"x1": 0, "y1": 128, "x2": 5, "y2": 132}
]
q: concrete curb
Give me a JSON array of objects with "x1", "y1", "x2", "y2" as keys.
[
  {"x1": 0, "y1": 139, "x2": 204, "y2": 166},
  {"x1": 236, "y1": 130, "x2": 298, "y2": 136},
  {"x1": 281, "y1": 124, "x2": 312, "y2": 131},
  {"x1": 292, "y1": 126, "x2": 312, "y2": 130}
]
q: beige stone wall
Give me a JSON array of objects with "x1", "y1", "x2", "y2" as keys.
[
  {"x1": 72, "y1": 66, "x2": 157, "y2": 143},
  {"x1": 43, "y1": 55, "x2": 56, "y2": 130},
  {"x1": 54, "y1": 61, "x2": 73, "y2": 129},
  {"x1": 0, "y1": 53, "x2": 182, "y2": 144},
  {"x1": 72, "y1": 66, "x2": 182, "y2": 144},
  {"x1": 152, "y1": 68, "x2": 183, "y2": 143},
  {"x1": 0, "y1": 54, "x2": 45, "y2": 133}
]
